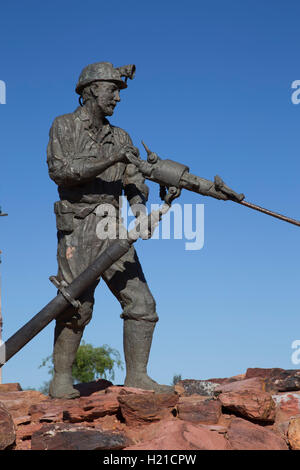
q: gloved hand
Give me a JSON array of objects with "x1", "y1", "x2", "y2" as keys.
[{"x1": 114, "y1": 144, "x2": 140, "y2": 164}]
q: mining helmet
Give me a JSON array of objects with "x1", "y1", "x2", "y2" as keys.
[{"x1": 75, "y1": 62, "x2": 136, "y2": 95}]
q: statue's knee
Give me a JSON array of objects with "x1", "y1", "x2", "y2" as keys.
[
  {"x1": 121, "y1": 290, "x2": 158, "y2": 322},
  {"x1": 56, "y1": 301, "x2": 93, "y2": 330}
]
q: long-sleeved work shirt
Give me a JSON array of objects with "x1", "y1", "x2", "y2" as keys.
[{"x1": 47, "y1": 105, "x2": 148, "y2": 221}]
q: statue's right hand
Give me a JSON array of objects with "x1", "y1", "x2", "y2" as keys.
[{"x1": 114, "y1": 144, "x2": 140, "y2": 164}]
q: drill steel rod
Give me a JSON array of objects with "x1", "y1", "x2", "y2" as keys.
[{"x1": 238, "y1": 200, "x2": 300, "y2": 227}]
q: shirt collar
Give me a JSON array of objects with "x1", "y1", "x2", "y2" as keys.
[{"x1": 75, "y1": 106, "x2": 113, "y2": 143}]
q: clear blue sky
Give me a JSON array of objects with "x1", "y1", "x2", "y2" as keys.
[{"x1": 0, "y1": 0, "x2": 299, "y2": 390}]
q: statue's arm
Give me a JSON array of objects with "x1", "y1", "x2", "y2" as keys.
[
  {"x1": 47, "y1": 118, "x2": 123, "y2": 187},
  {"x1": 121, "y1": 133, "x2": 149, "y2": 210}
]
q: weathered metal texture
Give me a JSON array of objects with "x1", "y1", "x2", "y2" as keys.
[{"x1": 137, "y1": 142, "x2": 300, "y2": 226}]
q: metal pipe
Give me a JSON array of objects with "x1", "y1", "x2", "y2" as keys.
[{"x1": 0, "y1": 238, "x2": 132, "y2": 367}]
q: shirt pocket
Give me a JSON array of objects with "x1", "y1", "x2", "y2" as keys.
[{"x1": 54, "y1": 201, "x2": 74, "y2": 232}]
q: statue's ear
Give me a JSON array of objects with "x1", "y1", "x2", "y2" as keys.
[{"x1": 90, "y1": 83, "x2": 100, "y2": 98}]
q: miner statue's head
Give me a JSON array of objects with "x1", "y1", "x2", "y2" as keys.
[{"x1": 75, "y1": 62, "x2": 135, "y2": 117}]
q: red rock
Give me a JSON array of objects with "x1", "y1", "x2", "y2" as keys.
[
  {"x1": 31, "y1": 423, "x2": 130, "y2": 450},
  {"x1": 266, "y1": 371, "x2": 300, "y2": 393},
  {"x1": 13, "y1": 415, "x2": 31, "y2": 426},
  {"x1": 92, "y1": 414, "x2": 126, "y2": 432},
  {"x1": 219, "y1": 390, "x2": 276, "y2": 423},
  {"x1": 118, "y1": 386, "x2": 155, "y2": 396},
  {"x1": 65, "y1": 392, "x2": 120, "y2": 422},
  {"x1": 287, "y1": 417, "x2": 300, "y2": 450},
  {"x1": 177, "y1": 397, "x2": 222, "y2": 424},
  {"x1": 231, "y1": 373, "x2": 246, "y2": 381},
  {"x1": 0, "y1": 383, "x2": 22, "y2": 392},
  {"x1": 16, "y1": 422, "x2": 43, "y2": 442},
  {"x1": 272, "y1": 391, "x2": 300, "y2": 423},
  {"x1": 273, "y1": 420, "x2": 291, "y2": 437},
  {"x1": 125, "y1": 419, "x2": 231, "y2": 450},
  {"x1": 227, "y1": 417, "x2": 288, "y2": 450},
  {"x1": 29, "y1": 400, "x2": 65, "y2": 423},
  {"x1": 15, "y1": 439, "x2": 31, "y2": 450},
  {"x1": 246, "y1": 368, "x2": 300, "y2": 393},
  {"x1": 208, "y1": 373, "x2": 246, "y2": 384},
  {"x1": 175, "y1": 380, "x2": 218, "y2": 397},
  {"x1": 29, "y1": 391, "x2": 120, "y2": 424},
  {"x1": 200, "y1": 424, "x2": 228, "y2": 433},
  {"x1": 118, "y1": 392, "x2": 178, "y2": 426},
  {"x1": 217, "y1": 413, "x2": 233, "y2": 429},
  {"x1": 207, "y1": 378, "x2": 229, "y2": 384},
  {"x1": 0, "y1": 391, "x2": 47, "y2": 418},
  {"x1": 215, "y1": 377, "x2": 265, "y2": 394},
  {"x1": 246, "y1": 368, "x2": 285, "y2": 379},
  {"x1": 0, "y1": 401, "x2": 15, "y2": 450}
]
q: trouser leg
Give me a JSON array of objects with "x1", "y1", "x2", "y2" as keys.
[
  {"x1": 123, "y1": 319, "x2": 173, "y2": 393},
  {"x1": 49, "y1": 324, "x2": 83, "y2": 399},
  {"x1": 49, "y1": 281, "x2": 98, "y2": 399},
  {"x1": 103, "y1": 245, "x2": 173, "y2": 393},
  {"x1": 50, "y1": 214, "x2": 103, "y2": 399}
]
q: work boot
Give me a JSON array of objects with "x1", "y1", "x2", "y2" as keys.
[
  {"x1": 123, "y1": 319, "x2": 174, "y2": 393},
  {"x1": 49, "y1": 324, "x2": 83, "y2": 399}
]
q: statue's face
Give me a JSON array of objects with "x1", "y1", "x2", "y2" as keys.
[{"x1": 94, "y1": 81, "x2": 121, "y2": 116}]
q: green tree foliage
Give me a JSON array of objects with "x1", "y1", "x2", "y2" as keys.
[
  {"x1": 72, "y1": 341, "x2": 123, "y2": 383},
  {"x1": 39, "y1": 341, "x2": 123, "y2": 387},
  {"x1": 172, "y1": 373, "x2": 182, "y2": 385}
]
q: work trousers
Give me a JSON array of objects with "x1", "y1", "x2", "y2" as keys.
[{"x1": 55, "y1": 211, "x2": 158, "y2": 330}]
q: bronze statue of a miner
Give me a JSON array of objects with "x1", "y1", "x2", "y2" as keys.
[
  {"x1": 47, "y1": 62, "x2": 171, "y2": 399},
  {"x1": 1, "y1": 60, "x2": 299, "y2": 396}
]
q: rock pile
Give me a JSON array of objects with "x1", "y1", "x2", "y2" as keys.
[{"x1": 0, "y1": 368, "x2": 300, "y2": 450}]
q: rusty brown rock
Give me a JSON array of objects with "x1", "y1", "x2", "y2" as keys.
[
  {"x1": 227, "y1": 417, "x2": 288, "y2": 450},
  {"x1": 29, "y1": 390, "x2": 120, "y2": 424},
  {"x1": 272, "y1": 391, "x2": 300, "y2": 425},
  {"x1": 219, "y1": 390, "x2": 276, "y2": 423},
  {"x1": 177, "y1": 397, "x2": 222, "y2": 424},
  {"x1": 0, "y1": 383, "x2": 22, "y2": 392},
  {"x1": 215, "y1": 377, "x2": 265, "y2": 395},
  {"x1": 118, "y1": 386, "x2": 155, "y2": 396},
  {"x1": 0, "y1": 401, "x2": 15, "y2": 450},
  {"x1": 64, "y1": 392, "x2": 120, "y2": 423},
  {"x1": 125, "y1": 419, "x2": 231, "y2": 450},
  {"x1": 287, "y1": 417, "x2": 300, "y2": 450},
  {"x1": 246, "y1": 368, "x2": 300, "y2": 393},
  {"x1": 29, "y1": 399, "x2": 66, "y2": 423},
  {"x1": 31, "y1": 422, "x2": 130, "y2": 450},
  {"x1": 0, "y1": 391, "x2": 47, "y2": 418},
  {"x1": 266, "y1": 370, "x2": 300, "y2": 393},
  {"x1": 208, "y1": 373, "x2": 246, "y2": 385},
  {"x1": 16, "y1": 422, "x2": 43, "y2": 443},
  {"x1": 175, "y1": 380, "x2": 219, "y2": 397},
  {"x1": 92, "y1": 413, "x2": 126, "y2": 432},
  {"x1": 13, "y1": 415, "x2": 31, "y2": 426},
  {"x1": 118, "y1": 392, "x2": 178, "y2": 426},
  {"x1": 15, "y1": 439, "x2": 31, "y2": 451},
  {"x1": 245, "y1": 368, "x2": 285, "y2": 379}
]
